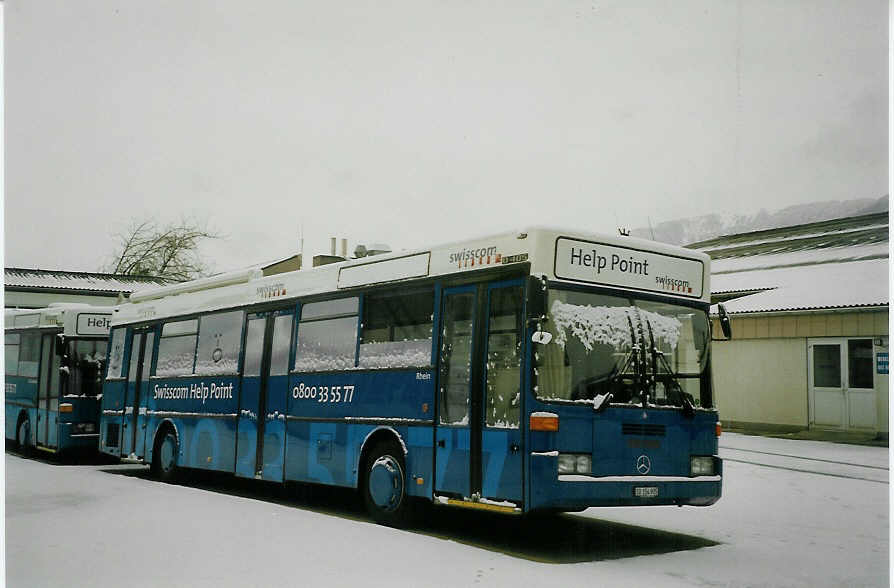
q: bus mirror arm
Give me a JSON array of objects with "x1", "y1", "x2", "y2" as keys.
[
  {"x1": 717, "y1": 304, "x2": 732, "y2": 340},
  {"x1": 54, "y1": 334, "x2": 67, "y2": 360},
  {"x1": 526, "y1": 274, "x2": 549, "y2": 324}
]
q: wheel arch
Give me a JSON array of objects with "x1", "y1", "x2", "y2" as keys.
[
  {"x1": 356, "y1": 426, "x2": 407, "y2": 488},
  {"x1": 148, "y1": 418, "x2": 180, "y2": 462},
  {"x1": 15, "y1": 410, "x2": 30, "y2": 445}
]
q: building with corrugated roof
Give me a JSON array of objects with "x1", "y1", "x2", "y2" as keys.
[
  {"x1": 689, "y1": 212, "x2": 889, "y2": 438},
  {"x1": 4, "y1": 268, "x2": 169, "y2": 309}
]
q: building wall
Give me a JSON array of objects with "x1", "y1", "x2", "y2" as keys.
[
  {"x1": 713, "y1": 338, "x2": 808, "y2": 430},
  {"x1": 712, "y1": 309, "x2": 889, "y2": 435}
]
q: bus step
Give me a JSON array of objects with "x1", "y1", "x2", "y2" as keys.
[{"x1": 435, "y1": 496, "x2": 521, "y2": 515}]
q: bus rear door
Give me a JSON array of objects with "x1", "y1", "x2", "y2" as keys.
[
  {"x1": 121, "y1": 330, "x2": 153, "y2": 458},
  {"x1": 236, "y1": 309, "x2": 294, "y2": 480},
  {"x1": 434, "y1": 280, "x2": 525, "y2": 506}
]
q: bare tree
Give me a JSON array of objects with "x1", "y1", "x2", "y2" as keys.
[{"x1": 103, "y1": 217, "x2": 221, "y2": 281}]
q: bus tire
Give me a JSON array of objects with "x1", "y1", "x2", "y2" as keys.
[
  {"x1": 151, "y1": 429, "x2": 180, "y2": 482},
  {"x1": 16, "y1": 414, "x2": 31, "y2": 453},
  {"x1": 362, "y1": 440, "x2": 408, "y2": 526}
]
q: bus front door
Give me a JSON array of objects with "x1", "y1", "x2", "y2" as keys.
[
  {"x1": 434, "y1": 281, "x2": 524, "y2": 505},
  {"x1": 236, "y1": 309, "x2": 294, "y2": 480},
  {"x1": 121, "y1": 330, "x2": 153, "y2": 458}
]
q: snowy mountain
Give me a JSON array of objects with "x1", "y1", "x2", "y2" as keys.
[{"x1": 631, "y1": 196, "x2": 889, "y2": 245}]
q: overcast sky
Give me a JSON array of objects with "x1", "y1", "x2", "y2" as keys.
[{"x1": 3, "y1": 1, "x2": 889, "y2": 274}]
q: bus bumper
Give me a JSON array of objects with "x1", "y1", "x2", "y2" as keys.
[
  {"x1": 57, "y1": 423, "x2": 100, "y2": 453},
  {"x1": 528, "y1": 453, "x2": 723, "y2": 511}
]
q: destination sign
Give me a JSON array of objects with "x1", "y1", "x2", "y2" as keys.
[
  {"x1": 76, "y1": 313, "x2": 113, "y2": 335},
  {"x1": 554, "y1": 237, "x2": 704, "y2": 298}
]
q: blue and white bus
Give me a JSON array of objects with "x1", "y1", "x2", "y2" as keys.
[
  {"x1": 6, "y1": 305, "x2": 111, "y2": 455},
  {"x1": 99, "y1": 228, "x2": 724, "y2": 523}
]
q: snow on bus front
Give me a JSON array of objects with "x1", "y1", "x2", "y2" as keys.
[{"x1": 529, "y1": 288, "x2": 721, "y2": 508}]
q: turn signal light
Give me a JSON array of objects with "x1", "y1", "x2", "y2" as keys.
[
  {"x1": 530, "y1": 414, "x2": 559, "y2": 432},
  {"x1": 716, "y1": 422, "x2": 722, "y2": 437},
  {"x1": 59, "y1": 403, "x2": 74, "y2": 414}
]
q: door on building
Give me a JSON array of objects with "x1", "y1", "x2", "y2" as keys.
[{"x1": 808, "y1": 338, "x2": 876, "y2": 430}]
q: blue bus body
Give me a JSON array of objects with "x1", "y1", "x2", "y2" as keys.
[
  {"x1": 6, "y1": 307, "x2": 110, "y2": 455},
  {"x1": 99, "y1": 228, "x2": 722, "y2": 519}
]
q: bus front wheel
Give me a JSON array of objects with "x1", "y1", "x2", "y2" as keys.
[
  {"x1": 151, "y1": 430, "x2": 180, "y2": 482},
  {"x1": 363, "y1": 441, "x2": 408, "y2": 526}
]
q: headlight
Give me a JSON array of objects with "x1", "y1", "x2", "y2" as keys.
[
  {"x1": 558, "y1": 453, "x2": 592, "y2": 474},
  {"x1": 690, "y1": 456, "x2": 714, "y2": 476}
]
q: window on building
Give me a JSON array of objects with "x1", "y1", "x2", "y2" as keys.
[
  {"x1": 294, "y1": 298, "x2": 359, "y2": 372},
  {"x1": 359, "y1": 289, "x2": 434, "y2": 368},
  {"x1": 848, "y1": 339, "x2": 874, "y2": 389},
  {"x1": 812, "y1": 344, "x2": 841, "y2": 388}
]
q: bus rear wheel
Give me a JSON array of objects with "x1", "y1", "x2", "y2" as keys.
[
  {"x1": 362, "y1": 440, "x2": 408, "y2": 526},
  {"x1": 151, "y1": 430, "x2": 180, "y2": 482}
]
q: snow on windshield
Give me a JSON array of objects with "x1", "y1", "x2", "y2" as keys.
[{"x1": 549, "y1": 300, "x2": 682, "y2": 352}]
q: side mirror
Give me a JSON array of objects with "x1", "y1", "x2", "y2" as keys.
[
  {"x1": 717, "y1": 304, "x2": 732, "y2": 339},
  {"x1": 527, "y1": 274, "x2": 549, "y2": 324}
]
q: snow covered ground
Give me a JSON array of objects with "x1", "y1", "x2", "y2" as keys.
[{"x1": 5, "y1": 433, "x2": 888, "y2": 587}]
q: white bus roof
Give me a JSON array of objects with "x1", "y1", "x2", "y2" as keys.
[
  {"x1": 4, "y1": 304, "x2": 113, "y2": 337},
  {"x1": 113, "y1": 227, "x2": 711, "y2": 326}
]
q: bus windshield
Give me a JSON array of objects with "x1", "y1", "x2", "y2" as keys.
[
  {"x1": 66, "y1": 339, "x2": 108, "y2": 396},
  {"x1": 534, "y1": 288, "x2": 709, "y2": 406}
]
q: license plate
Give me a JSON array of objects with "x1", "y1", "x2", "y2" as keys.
[{"x1": 634, "y1": 486, "x2": 659, "y2": 498}]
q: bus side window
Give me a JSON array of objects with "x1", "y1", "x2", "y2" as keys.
[
  {"x1": 18, "y1": 333, "x2": 41, "y2": 378},
  {"x1": 156, "y1": 319, "x2": 199, "y2": 377},
  {"x1": 294, "y1": 298, "x2": 359, "y2": 372},
  {"x1": 359, "y1": 289, "x2": 434, "y2": 369},
  {"x1": 107, "y1": 328, "x2": 126, "y2": 379},
  {"x1": 5, "y1": 333, "x2": 21, "y2": 376},
  {"x1": 195, "y1": 311, "x2": 244, "y2": 375}
]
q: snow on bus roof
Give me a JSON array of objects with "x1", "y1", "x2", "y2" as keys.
[{"x1": 113, "y1": 227, "x2": 711, "y2": 325}]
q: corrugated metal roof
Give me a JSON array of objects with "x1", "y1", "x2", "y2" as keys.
[
  {"x1": 714, "y1": 258, "x2": 889, "y2": 314},
  {"x1": 4, "y1": 268, "x2": 169, "y2": 294}
]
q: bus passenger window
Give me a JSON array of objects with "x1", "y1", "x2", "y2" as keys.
[
  {"x1": 485, "y1": 286, "x2": 523, "y2": 428},
  {"x1": 5, "y1": 333, "x2": 20, "y2": 376},
  {"x1": 156, "y1": 319, "x2": 199, "y2": 377},
  {"x1": 359, "y1": 289, "x2": 434, "y2": 369},
  {"x1": 18, "y1": 333, "x2": 41, "y2": 378},
  {"x1": 106, "y1": 328, "x2": 126, "y2": 379},
  {"x1": 195, "y1": 311, "x2": 244, "y2": 375},
  {"x1": 294, "y1": 298, "x2": 359, "y2": 372},
  {"x1": 270, "y1": 314, "x2": 293, "y2": 376}
]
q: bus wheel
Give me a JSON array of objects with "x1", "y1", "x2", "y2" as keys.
[
  {"x1": 151, "y1": 430, "x2": 180, "y2": 482},
  {"x1": 16, "y1": 416, "x2": 31, "y2": 453},
  {"x1": 363, "y1": 441, "x2": 408, "y2": 526}
]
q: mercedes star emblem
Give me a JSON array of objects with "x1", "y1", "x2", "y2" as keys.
[{"x1": 636, "y1": 455, "x2": 651, "y2": 475}]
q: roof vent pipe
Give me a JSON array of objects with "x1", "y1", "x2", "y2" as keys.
[
  {"x1": 341, "y1": 238, "x2": 348, "y2": 258},
  {"x1": 330, "y1": 237, "x2": 337, "y2": 256}
]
